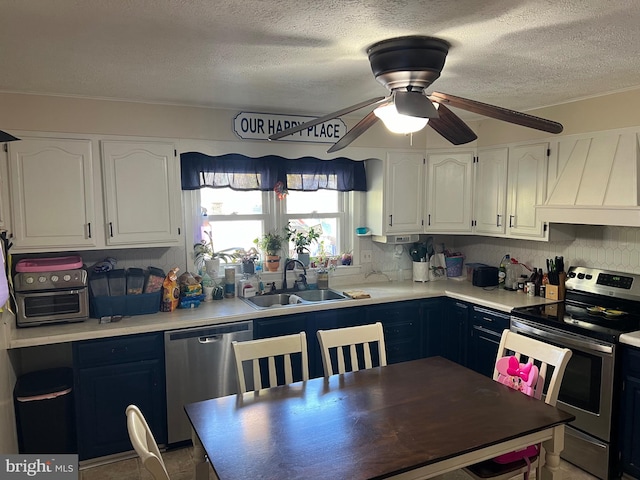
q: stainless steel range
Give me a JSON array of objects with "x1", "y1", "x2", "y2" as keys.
[{"x1": 511, "y1": 266, "x2": 640, "y2": 480}]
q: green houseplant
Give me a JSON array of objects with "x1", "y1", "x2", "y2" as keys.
[
  {"x1": 285, "y1": 222, "x2": 320, "y2": 266},
  {"x1": 255, "y1": 230, "x2": 285, "y2": 272},
  {"x1": 193, "y1": 231, "x2": 236, "y2": 275}
]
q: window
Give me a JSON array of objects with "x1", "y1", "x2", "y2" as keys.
[
  {"x1": 199, "y1": 188, "x2": 270, "y2": 255},
  {"x1": 284, "y1": 190, "x2": 346, "y2": 258},
  {"x1": 197, "y1": 185, "x2": 349, "y2": 262}
]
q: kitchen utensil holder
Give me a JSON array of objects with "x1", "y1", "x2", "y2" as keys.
[{"x1": 413, "y1": 262, "x2": 429, "y2": 282}]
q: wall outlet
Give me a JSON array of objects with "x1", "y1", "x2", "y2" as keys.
[{"x1": 361, "y1": 250, "x2": 372, "y2": 263}]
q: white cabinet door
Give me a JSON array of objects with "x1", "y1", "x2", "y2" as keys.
[
  {"x1": 507, "y1": 143, "x2": 548, "y2": 239},
  {"x1": 384, "y1": 152, "x2": 424, "y2": 234},
  {"x1": 365, "y1": 153, "x2": 424, "y2": 236},
  {"x1": 474, "y1": 148, "x2": 508, "y2": 235},
  {"x1": 8, "y1": 137, "x2": 96, "y2": 249},
  {"x1": 426, "y1": 151, "x2": 474, "y2": 233},
  {"x1": 101, "y1": 140, "x2": 181, "y2": 245}
]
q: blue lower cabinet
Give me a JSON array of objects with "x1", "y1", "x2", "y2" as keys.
[
  {"x1": 366, "y1": 301, "x2": 422, "y2": 364},
  {"x1": 73, "y1": 333, "x2": 166, "y2": 460},
  {"x1": 426, "y1": 299, "x2": 469, "y2": 366},
  {"x1": 621, "y1": 346, "x2": 640, "y2": 478}
]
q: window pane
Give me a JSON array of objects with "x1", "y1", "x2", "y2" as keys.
[
  {"x1": 287, "y1": 218, "x2": 338, "y2": 257},
  {"x1": 286, "y1": 190, "x2": 338, "y2": 213},
  {"x1": 202, "y1": 220, "x2": 263, "y2": 254},
  {"x1": 201, "y1": 188, "x2": 263, "y2": 215}
]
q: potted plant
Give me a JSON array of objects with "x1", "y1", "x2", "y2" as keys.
[
  {"x1": 285, "y1": 223, "x2": 320, "y2": 267},
  {"x1": 254, "y1": 230, "x2": 285, "y2": 272},
  {"x1": 193, "y1": 231, "x2": 236, "y2": 276}
]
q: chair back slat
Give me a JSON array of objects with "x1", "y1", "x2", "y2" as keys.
[
  {"x1": 233, "y1": 332, "x2": 309, "y2": 393},
  {"x1": 317, "y1": 322, "x2": 387, "y2": 376}
]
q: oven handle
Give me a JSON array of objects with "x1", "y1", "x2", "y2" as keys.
[
  {"x1": 511, "y1": 318, "x2": 614, "y2": 355},
  {"x1": 16, "y1": 289, "x2": 85, "y2": 297}
]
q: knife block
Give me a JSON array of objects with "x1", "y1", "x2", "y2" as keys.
[{"x1": 545, "y1": 272, "x2": 566, "y2": 301}]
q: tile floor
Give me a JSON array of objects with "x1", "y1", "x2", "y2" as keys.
[{"x1": 80, "y1": 445, "x2": 599, "y2": 480}]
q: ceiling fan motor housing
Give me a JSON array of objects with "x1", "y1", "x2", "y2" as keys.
[{"x1": 367, "y1": 36, "x2": 450, "y2": 92}]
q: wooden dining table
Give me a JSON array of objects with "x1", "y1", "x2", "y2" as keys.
[{"x1": 185, "y1": 356, "x2": 575, "y2": 480}]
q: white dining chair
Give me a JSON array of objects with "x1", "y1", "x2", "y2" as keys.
[
  {"x1": 232, "y1": 332, "x2": 309, "y2": 393},
  {"x1": 126, "y1": 405, "x2": 170, "y2": 480},
  {"x1": 464, "y1": 329, "x2": 572, "y2": 480},
  {"x1": 316, "y1": 322, "x2": 387, "y2": 376}
]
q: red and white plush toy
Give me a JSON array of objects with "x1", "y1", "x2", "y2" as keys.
[{"x1": 495, "y1": 356, "x2": 539, "y2": 398}]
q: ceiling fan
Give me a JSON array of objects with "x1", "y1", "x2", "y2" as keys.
[{"x1": 269, "y1": 36, "x2": 563, "y2": 153}]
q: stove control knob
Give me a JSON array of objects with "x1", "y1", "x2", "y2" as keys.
[
  {"x1": 25, "y1": 276, "x2": 34, "y2": 284},
  {"x1": 63, "y1": 274, "x2": 71, "y2": 282},
  {"x1": 568, "y1": 271, "x2": 576, "y2": 278},
  {"x1": 51, "y1": 275, "x2": 59, "y2": 282},
  {"x1": 585, "y1": 274, "x2": 593, "y2": 280},
  {"x1": 577, "y1": 273, "x2": 585, "y2": 279},
  {"x1": 38, "y1": 276, "x2": 47, "y2": 283}
]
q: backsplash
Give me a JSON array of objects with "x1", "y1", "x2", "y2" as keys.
[{"x1": 369, "y1": 225, "x2": 640, "y2": 279}]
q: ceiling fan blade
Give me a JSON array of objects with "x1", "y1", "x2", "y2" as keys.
[
  {"x1": 269, "y1": 97, "x2": 386, "y2": 141},
  {"x1": 431, "y1": 92, "x2": 563, "y2": 134},
  {"x1": 0, "y1": 130, "x2": 20, "y2": 142},
  {"x1": 427, "y1": 104, "x2": 477, "y2": 145},
  {"x1": 327, "y1": 111, "x2": 380, "y2": 153},
  {"x1": 394, "y1": 91, "x2": 439, "y2": 119}
]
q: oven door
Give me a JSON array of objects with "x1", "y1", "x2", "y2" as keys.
[
  {"x1": 16, "y1": 289, "x2": 89, "y2": 327},
  {"x1": 510, "y1": 317, "x2": 614, "y2": 442}
]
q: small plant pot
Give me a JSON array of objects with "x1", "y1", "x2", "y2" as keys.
[
  {"x1": 265, "y1": 255, "x2": 280, "y2": 272},
  {"x1": 241, "y1": 261, "x2": 255, "y2": 275},
  {"x1": 296, "y1": 253, "x2": 310, "y2": 267}
]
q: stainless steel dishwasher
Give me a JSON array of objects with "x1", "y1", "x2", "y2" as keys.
[{"x1": 164, "y1": 320, "x2": 253, "y2": 444}]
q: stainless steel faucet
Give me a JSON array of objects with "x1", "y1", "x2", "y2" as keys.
[{"x1": 283, "y1": 259, "x2": 307, "y2": 291}]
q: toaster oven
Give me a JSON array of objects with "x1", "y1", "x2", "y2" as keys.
[{"x1": 14, "y1": 269, "x2": 89, "y2": 327}]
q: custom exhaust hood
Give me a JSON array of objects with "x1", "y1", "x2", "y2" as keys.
[{"x1": 536, "y1": 130, "x2": 640, "y2": 227}]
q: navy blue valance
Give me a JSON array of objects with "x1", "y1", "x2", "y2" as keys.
[{"x1": 180, "y1": 152, "x2": 367, "y2": 192}]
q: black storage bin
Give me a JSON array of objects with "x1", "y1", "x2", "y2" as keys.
[
  {"x1": 108, "y1": 269, "x2": 126, "y2": 296},
  {"x1": 14, "y1": 367, "x2": 76, "y2": 454}
]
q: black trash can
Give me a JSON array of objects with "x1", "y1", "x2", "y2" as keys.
[{"x1": 14, "y1": 367, "x2": 76, "y2": 454}]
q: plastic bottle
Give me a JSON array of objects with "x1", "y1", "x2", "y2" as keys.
[
  {"x1": 534, "y1": 268, "x2": 543, "y2": 296},
  {"x1": 499, "y1": 254, "x2": 510, "y2": 286}
]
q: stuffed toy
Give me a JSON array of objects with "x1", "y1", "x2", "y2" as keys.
[{"x1": 496, "y1": 356, "x2": 539, "y2": 398}]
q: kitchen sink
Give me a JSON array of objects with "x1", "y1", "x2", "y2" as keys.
[{"x1": 241, "y1": 289, "x2": 348, "y2": 309}]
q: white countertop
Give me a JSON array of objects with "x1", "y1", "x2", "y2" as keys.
[
  {"x1": 619, "y1": 331, "x2": 640, "y2": 348},
  {"x1": 8, "y1": 279, "x2": 559, "y2": 349}
]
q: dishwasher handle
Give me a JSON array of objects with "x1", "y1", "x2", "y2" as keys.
[{"x1": 198, "y1": 335, "x2": 224, "y2": 344}]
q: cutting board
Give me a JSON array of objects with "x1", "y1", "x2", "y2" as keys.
[{"x1": 343, "y1": 290, "x2": 371, "y2": 299}]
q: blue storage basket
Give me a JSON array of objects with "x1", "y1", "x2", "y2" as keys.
[{"x1": 445, "y1": 256, "x2": 464, "y2": 277}]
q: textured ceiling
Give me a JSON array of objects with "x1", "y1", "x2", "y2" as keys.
[{"x1": 1, "y1": 0, "x2": 639, "y2": 118}]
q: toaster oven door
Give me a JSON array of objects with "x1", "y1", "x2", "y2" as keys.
[{"x1": 16, "y1": 289, "x2": 89, "y2": 327}]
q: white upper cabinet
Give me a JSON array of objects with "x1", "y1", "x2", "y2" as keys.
[
  {"x1": 506, "y1": 143, "x2": 548, "y2": 239},
  {"x1": 425, "y1": 151, "x2": 474, "y2": 233},
  {"x1": 366, "y1": 152, "x2": 425, "y2": 236},
  {"x1": 8, "y1": 137, "x2": 97, "y2": 249},
  {"x1": 101, "y1": 140, "x2": 181, "y2": 246},
  {"x1": 474, "y1": 148, "x2": 508, "y2": 235}
]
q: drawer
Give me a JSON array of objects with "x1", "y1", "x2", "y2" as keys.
[
  {"x1": 383, "y1": 319, "x2": 419, "y2": 342},
  {"x1": 74, "y1": 333, "x2": 163, "y2": 368},
  {"x1": 472, "y1": 306, "x2": 509, "y2": 334},
  {"x1": 366, "y1": 302, "x2": 419, "y2": 324}
]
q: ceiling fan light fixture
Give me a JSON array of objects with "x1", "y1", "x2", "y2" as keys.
[{"x1": 373, "y1": 102, "x2": 433, "y2": 134}]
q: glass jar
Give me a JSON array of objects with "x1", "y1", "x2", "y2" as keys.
[{"x1": 317, "y1": 270, "x2": 329, "y2": 290}]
